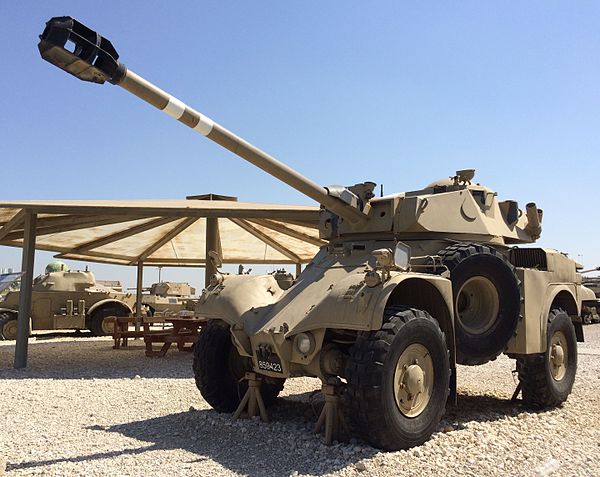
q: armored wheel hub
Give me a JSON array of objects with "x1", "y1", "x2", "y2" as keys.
[
  {"x1": 456, "y1": 276, "x2": 500, "y2": 335},
  {"x1": 394, "y1": 343, "x2": 434, "y2": 417},
  {"x1": 549, "y1": 330, "x2": 567, "y2": 381},
  {"x1": 2, "y1": 319, "x2": 18, "y2": 340},
  {"x1": 101, "y1": 317, "x2": 115, "y2": 335}
]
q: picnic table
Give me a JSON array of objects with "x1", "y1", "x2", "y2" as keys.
[
  {"x1": 143, "y1": 316, "x2": 206, "y2": 357},
  {"x1": 110, "y1": 315, "x2": 207, "y2": 357}
]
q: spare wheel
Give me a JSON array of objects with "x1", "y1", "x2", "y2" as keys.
[{"x1": 438, "y1": 243, "x2": 521, "y2": 365}]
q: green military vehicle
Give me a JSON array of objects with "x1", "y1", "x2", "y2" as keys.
[
  {"x1": 0, "y1": 261, "x2": 134, "y2": 340},
  {"x1": 38, "y1": 17, "x2": 586, "y2": 450}
]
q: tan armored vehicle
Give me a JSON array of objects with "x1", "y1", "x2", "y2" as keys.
[
  {"x1": 141, "y1": 282, "x2": 197, "y2": 316},
  {"x1": 39, "y1": 17, "x2": 585, "y2": 450},
  {"x1": 0, "y1": 261, "x2": 134, "y2": 340},
  {"x1": 580, "y1": 267, "x2": 600, "y2": 324}
]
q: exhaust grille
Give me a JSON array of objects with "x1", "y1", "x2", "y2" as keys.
[{"x1": 509, "y1": 248, "x2": 547, "y2": 270}]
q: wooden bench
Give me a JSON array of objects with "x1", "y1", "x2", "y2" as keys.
[
  {"x1": 143, "y1": 317, "x2": 206, "y2": 357},
  {"x1": 109, "y1": 316, "x2": 168, "y2": 350}
]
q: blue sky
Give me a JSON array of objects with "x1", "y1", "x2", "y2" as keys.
[{"x1": 1, "y1": 2, "x2": 599, "y2": 289}]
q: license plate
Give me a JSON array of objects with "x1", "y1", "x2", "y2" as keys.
[{"x1": 256, "y1": 345, "x2": 283, "y2": 373}]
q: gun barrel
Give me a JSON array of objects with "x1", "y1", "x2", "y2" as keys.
[
  {"x1": 120, "y1": 71, "x2": 368, "y2": 225},
  {"x1": 581, "y1": 267, "x2": 600, "y2": 274},
  {"x1": 38, "y1": 17, "x2": 369, "y2": 227}
]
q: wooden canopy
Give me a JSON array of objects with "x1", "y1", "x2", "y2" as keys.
[
  {"x1": 0, "y1": 199, "x2": 325, "y2": 266},
  {"x1": 1, "y1": 197, "x2": 325, "y2": 369}
]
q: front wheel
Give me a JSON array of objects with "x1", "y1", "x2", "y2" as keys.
[
  {"x1": 193, "y1": 320, "x2": 285, "y2": 412},
  {"x1": 0, "y1": 312, "x2": 19, "y2": 340},
  {"x1": 517, "y1": 309, "x2": 577, "y2": 409},
  {"x1": 345, "y1": 306, "x2": 450, "y2": 450},
  {"x1": 88, "y1": 307, "x2": 124, "y2": 336}
]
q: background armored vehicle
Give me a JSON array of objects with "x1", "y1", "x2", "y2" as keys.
[
  {"x1": 580, "y1": 267, "x2": 600, "y2": 324},
  {"x1": 139, "y1": 281, "x2": 197, "y2": 316},
  {"x1": 39, "y1": 17, "x2": 585, "y2": 450},
  {"x1": 0, "y1": 261, "x2": 134, "y2": 340}
]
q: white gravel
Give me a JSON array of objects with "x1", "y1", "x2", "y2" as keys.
[{"x1": 1, "y1": 326, "x2": 600, "y2": 477}]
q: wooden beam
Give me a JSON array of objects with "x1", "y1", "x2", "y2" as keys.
[
  {"x1": 1, "y1": 215, "x2": 148, "y2": 242},
  {"x1": 133, "y1": 218, "x2": 197, "y2": 264},
  {"x1": 249, "y1": 218, "x2": 326, "y2": 247},
  {"x1": 135, "y1": 261, "x2": 144, "y2": 332},
  {"x1": 2, "y1": 204, "x2": 320, "y2": 222},
  {"x1": 0, "y1": 209, "x2": 25, "y2": 241},
  {"x1": 230, "y1": 218, "x2": 302, "y2": 263},
  {"x1": 2, "y1": 241, "x2": 141, "y2": 264},
  {"x1": 73, "y1": 217, "x2": 178, "y2": 251},
  {"x1": 276, "y1": 218, "x2": 320, "y2": 229},
  {"x1": 4, "y1": 214, "x2": 122, "y2": 229},
  {"x1": 14, "y1": 212, "x2": 36, "y2": 369},
  {"x1": 142, "y1": 258, "x2": 300, "y2": 265}
]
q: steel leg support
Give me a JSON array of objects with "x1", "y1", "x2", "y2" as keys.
[
  {"x1": 314, "y1": 377, "x2": 349, "y2": 445},
  {"x1": 233, "y1": 372, "x2": 269, "y2": 422}
]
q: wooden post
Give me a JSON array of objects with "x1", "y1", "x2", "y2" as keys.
[
  {"x1": 14, "y1": 212, "x2": 37, "y2": 369},
  {"x1": 135, "y1": 261, "x2": 143, "y2": 332},
  {"x1": 205, "y1": 217, "x2": 218, "y2": 288},
  {"x1": 296, "y1": 263, "x2": 302, "y2": 279}
]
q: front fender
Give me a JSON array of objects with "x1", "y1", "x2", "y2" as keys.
[
  {"x1": 87, "y1": 299, "x2": 132, "y2": 316},
  {"x1": 196, "y1": 275, "x2": 284, "y2": 327},
  {"x1": 284, "y1": 271, "x2": 454, "y2": 335},
  {"x1": 0, "y1": 307, "x2": 18, "y2": 318},
  {"x1": 369, "y1": 273, "x2": 454, "y2": 331}
]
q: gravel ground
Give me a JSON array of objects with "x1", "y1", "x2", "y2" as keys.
[{"x1": 1, "y1": 326, "x2": 599, "y2": 477}]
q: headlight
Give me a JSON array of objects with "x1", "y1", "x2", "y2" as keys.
[
  {"x1": 394, "y1": 242, "x2": 411, "y2": 271},
  {"x1": 295, "y1": 332, "x2": 315, "y2": 355}
]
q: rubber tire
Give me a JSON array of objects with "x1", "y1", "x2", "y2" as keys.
[
  {"x1": 193, "y1": 320, "x2": 285, "y2": 413},
  {"x1": 0, "y1": 312, "x2": 18, "y2": 340},
  {"x1": 517, "y1": 309, "x2": 577, "y2": 409},
  {"x1": 88, "y1": 306, "x2": 125, "y2": 336},
  {"x1": 345, "y1": 306, "x2": 450, "y2": 451},
  {"x1": 438, "y1": 243, "x2": 521, "y2": 365}
]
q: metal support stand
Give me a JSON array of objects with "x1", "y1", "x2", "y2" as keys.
[
  {"x1": 232, "y1": 372, "x2": 269, "y2": 422},
  {"x1": 511, "y1": 381, "x2": 522, "y2": 402},
  {"x1": 14, "y1": 212, "x2": 37, "y2": 369},
  {"x1": 205, "y1": 217, "x2": 219, "y2": 288},
  {"x1": 135, "y1": 261, "x2": 144, "y2": 333},
  {"x1": 314, "y1": 377, "x2": 349, "y2": 445}
]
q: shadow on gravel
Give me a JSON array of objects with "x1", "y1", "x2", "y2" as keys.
[
  {"x1": 439, "y1": 393, "x2": 528, "y2": 430},
  {"x1": 0, "y1": 339, "x2": 194, "y2": 380},
  {"x1": 5, "y1": 391, "x2": 549, "y2": 476},
  {"x1": 6, "y1": 397, "x2": 378, "y2": 476}
]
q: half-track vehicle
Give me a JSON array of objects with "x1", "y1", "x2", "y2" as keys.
[
  {"x1": 140, "y1": 282, "x2": 197, "y2": 316},
  {"x1": 0, "y1": 261, "x2": 134, "y2": 340},
  {"x1": 38, "y1": 17, "x2": 585, "y2": 450}
]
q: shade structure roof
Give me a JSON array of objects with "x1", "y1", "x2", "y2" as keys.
[{"x1": 0, "y1": 199, "x2": 325, "y2": 266}]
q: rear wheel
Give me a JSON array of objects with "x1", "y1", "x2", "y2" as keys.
[
  {"x1": 438, "y1": 243, "x2": 521, "y2": 365},
  {"x1": 193, "y1": 320, "x2": 285, "y2": 412},
  {"x1": 345, "y1": 306, "x2": 450, "y2": 450},
  {"x1": 88, "y1": 306, "x2": 126, "y2": 336},
  {"x1": 0, "y1": 312, "x2": 18, "y2": 340},
  {"x1": 517, "y1": 309, "x2": 577, "y2": 408}
]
